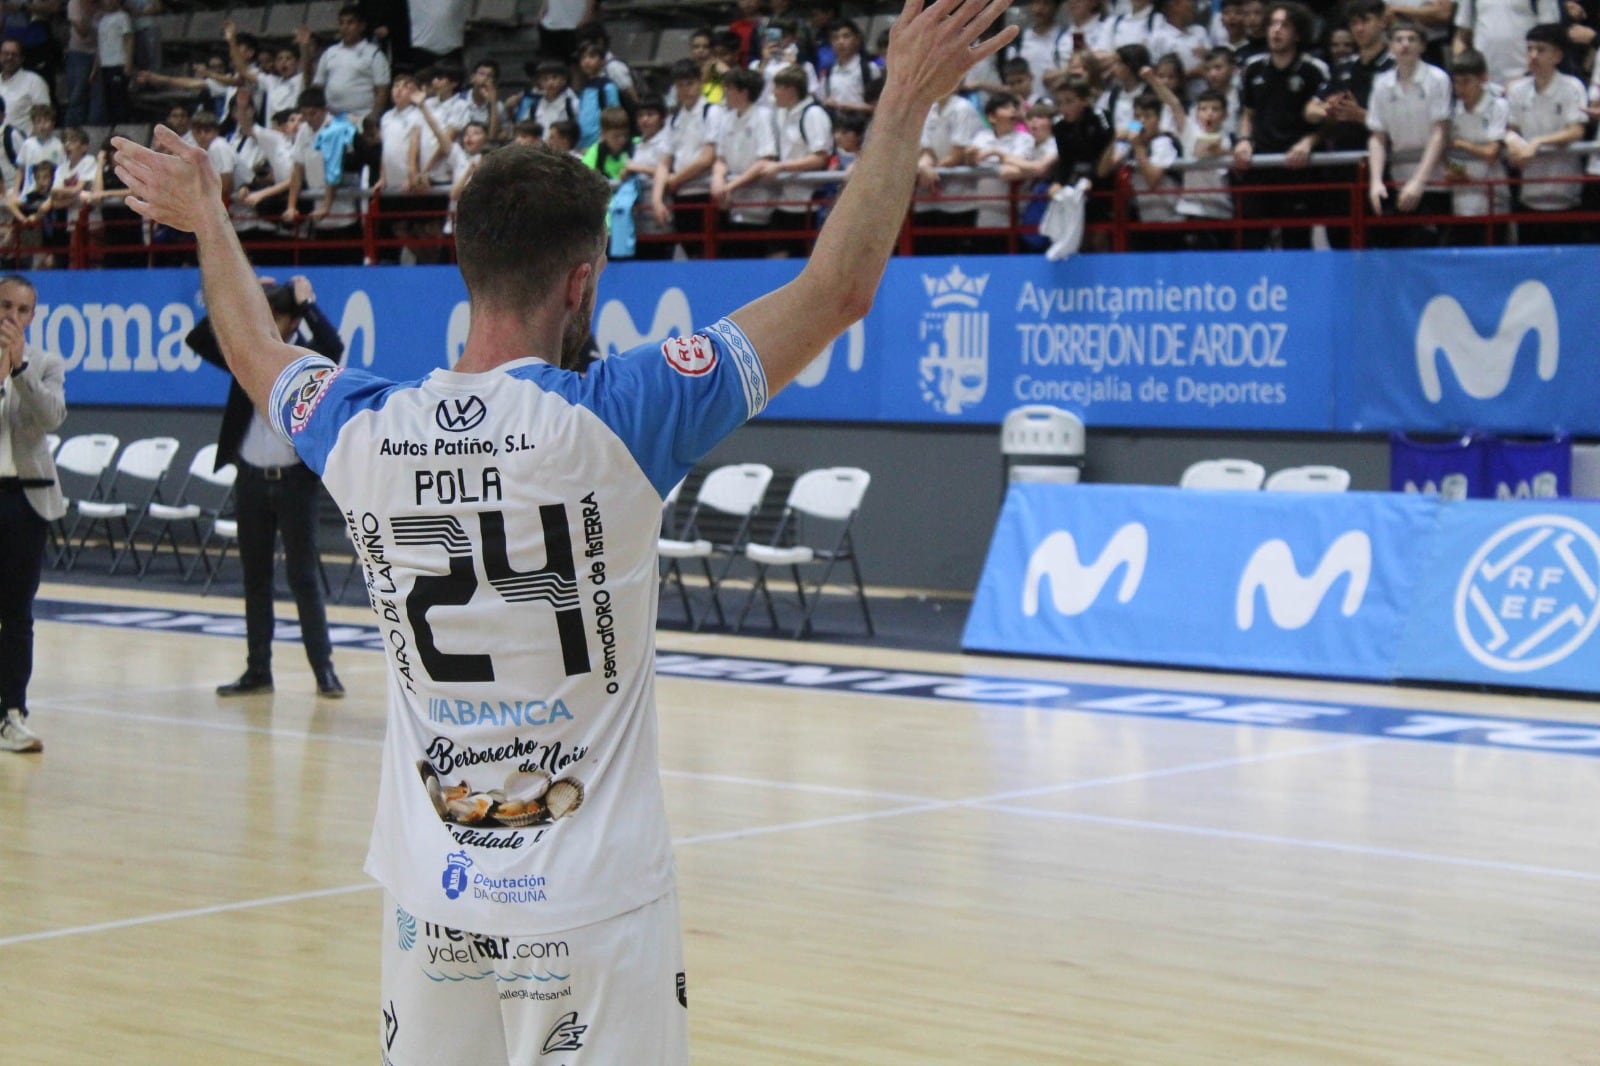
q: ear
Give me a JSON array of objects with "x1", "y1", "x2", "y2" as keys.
[{"x1": 564, "y1": 260, "x2": 594, "y2": 311}]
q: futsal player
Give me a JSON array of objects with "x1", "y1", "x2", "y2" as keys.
[{"x1": 108, "y1": 0, "x2": 1018, "y2": 1058}]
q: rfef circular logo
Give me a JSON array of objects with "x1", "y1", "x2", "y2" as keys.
[
  {"x1": 1453, "y1": 514, "x2": 1600, "y2": 672},
  {"x1": 662, "y1": 334, "x2": 717, "y2": 376}
]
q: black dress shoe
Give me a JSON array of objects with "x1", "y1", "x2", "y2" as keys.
[
  {"x1": 217, "y1": 673, "x2": 273, "y2": 697},
  {"x1": 315, "y1": 667, "x2": 345, "y2": 699}
]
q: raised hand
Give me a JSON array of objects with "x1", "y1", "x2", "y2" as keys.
[
  {"x1": 111, "y1": 126, "x2": 223, "y2": 233},
  {"x1": 879, "y1": 0, "x2": 1018, "y2": 110}
]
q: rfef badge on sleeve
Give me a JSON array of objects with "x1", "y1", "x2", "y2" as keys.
[{"x1": 662, "y1": 334, "x2": 717, "y2": 377}]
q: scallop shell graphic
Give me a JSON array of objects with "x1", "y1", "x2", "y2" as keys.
[{"x1": 545, "y1": 778, "x2": 585, "y2": 820}]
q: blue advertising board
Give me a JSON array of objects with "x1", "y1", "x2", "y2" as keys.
[
  {"x1": 31, "y1": 247, "x2": 1600, "y2": 435},
  {"x1": 965, "y1": 485, "x2": 1600, "y2": 695},
  {"x1": 964, "y1": 484, "x2": 1433, "y2": 680},
  {"x1": 1339, "y1": 248, "x2": 1598, "y2": 436}
]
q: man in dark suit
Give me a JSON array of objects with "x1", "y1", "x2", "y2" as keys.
[
  {"x1": 188, "y1": 275, "x2": 345, "y2": 699},
  {"x1": 0, "y1": 273, "x2": 65, "y2": 754}
]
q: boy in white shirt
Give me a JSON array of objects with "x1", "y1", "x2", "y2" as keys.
[
  {"x1": 17, "y1": 106, "x2": 64, "y2": 198},
  {"x1": 1366, "y1": 18, "x2": 1451, "y2": 245},
  {"x1": 1124, "y1": 91, "x2": 1183, "y2": 246},
  {"x1": 1504, "y1": 21, "x2": 1587, "y2": 244},
  {"x1": 710, "y1": 67, "x2": 779, "y2": 253},
  {"x1": 1444, "y1": 48, "x2": 1509, "y2": 243}
]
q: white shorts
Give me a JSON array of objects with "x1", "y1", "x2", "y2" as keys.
[{"x1": 380, "y1": 889, "x2": 688, "y2": 1065}]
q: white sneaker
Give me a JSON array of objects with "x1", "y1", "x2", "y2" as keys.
[{"x1": 0, "y1": 708, "x2": 42, "y2": 753}]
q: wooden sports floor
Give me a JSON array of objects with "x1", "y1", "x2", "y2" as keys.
[{"x1": 4, "y1": 580, "x2": 1600, "y2": 1064}]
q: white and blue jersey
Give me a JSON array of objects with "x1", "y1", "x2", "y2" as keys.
[{"x1": 268, "y1": 319, "x2": 767, "y2": 936}]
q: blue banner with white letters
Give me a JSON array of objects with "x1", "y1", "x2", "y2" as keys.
[
  {"x1": 965, "y1": 485, "x2": 1600, "y2": 694},
  {"x1": 964, "y1": 484, "x2": 1432, "y2": 680},
  {"x1": 31, "y1": 247, "x2": 1600, "y2": 434}
]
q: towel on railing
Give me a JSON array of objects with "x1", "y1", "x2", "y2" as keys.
[
  {"x1": 608, "y1": 177, "x2": 640, "y2": 258},
  {"x1": 1039, "y1": 178, "x2": 1092, "y2": 261},
  {"x1": 314, "y1": 115, "x2": 359, "y2": 186}
]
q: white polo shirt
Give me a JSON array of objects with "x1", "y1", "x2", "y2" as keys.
[
  {"x1": 313, "y1": 39, "x2": 391, "y2": 119},
  {"x1": 920, "y1": 94, "x2": 985, "y2": 214},
  {"x1": 665, "y1": 96, "x2": 724, "y2": 198},
  {"x1": 775, "y1": 96, "x2": 833, "y2": 212},
  {"x1": 1367, "y1": 61, "x2": 1451, "y2": 182},
  {"x1": 716, "y1": 103, "x2": 778, "y2": 224},
  {"x1": 1450, "y1": 91, "x2": 1509, "y2": 216},
  {"x1": 1506, "y1": 72, "x2": 1586, "y2": 210}
]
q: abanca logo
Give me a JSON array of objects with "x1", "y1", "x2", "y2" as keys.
[{"x1": 1415, "y1": 280, "x2": 1558, "y2": 402}]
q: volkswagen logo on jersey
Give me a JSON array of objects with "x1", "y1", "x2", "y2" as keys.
[
  {"x1": 662, "y1": 334, "x2": 717, "y2": 376},
  {"x1": 436, "y1": 395, "x2": 488, "y2": 432},
  {"x1": 1453, "y1": 514, "x2": 1600, "y2": 672}
]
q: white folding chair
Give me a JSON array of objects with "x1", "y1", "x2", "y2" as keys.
[
  {"x1": 1001, "y1": 404, "x2": 1085, "y2": 485},
  {"x1": 658, "y1": 463, "x2": 773, "y2": 630},
  {"x1": 50, "y1": 433, "x2": 119, "y2": 566},
  {"x1": 134, "y1": 444, "x2": 239, "y2": 579},
  {"x1": 67, "y1": 437, "x2": 181, "y2": 573},
  {"x1": 1264, "y1": 464, "x2": 1351, "y2": 493},
  {"x1": 734, "y1": 467, "x2": 873, "y2": 639},
  {"x1": 1179, "y1": 458, "x2": 1266, "y2": 491}
]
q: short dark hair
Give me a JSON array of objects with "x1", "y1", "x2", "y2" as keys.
[
  {"x1": 513, "y1": 119, "x2": 544, "y2": 139},
  {"x1": 297, "y1": 86, "x2": 328, "y2": 110},
  {"x1": 984, "y1": 92, "x2": 1019, "y2": 116},
  {"x1": 1195, "y1": 88, "x2": 1228, "y2": 108},
  {"x1": 338, "y1": 3, "x2": 363, "y2": 21},
  {"x1": 1132, "y1": 92, "x2": 1163, "y2": 114},
  {"x1": 547, "y1": 119, "x2": 580, "y2": 145},
  {"x1": 1115, "y1": 43, "x2": 1152, "y2": 70},
  {"x1": 1000, "y1": 56, "x2": 1032, "y2": 80},
  {"x1": 1526, "y1": 21, "x2": 1565, "y2": 46},
  {"x1": 0, "y1": 274, "x2": 36, "y2": 299},
  {"x1": 723, "y1": 67, "x2": 765, "y2": 98},
  {"x1": 669, "y1": 58, "x2": 701, "y2": 83},
  {"x1": 455, "y1": 145, "x2": 609, "y2": 313},
  {"x1": 1388, "y1": 16, "x2": 1424, "y2": 39},
  {"x1": 271, "y1": 107, "x2": 296, "y2": 126},
  {"x1": 636, "y1": 93, "x2": 667, "y2": 116},
  {"x1": 533, "y1": 59, "x2": 568, "y2": 80},
  {"x1": 1449, "y1": 47, "x2": 1488, "y2": 76},
  {"x1": 1342, "y1": 0, "x2": 1385, "y2": 22}
]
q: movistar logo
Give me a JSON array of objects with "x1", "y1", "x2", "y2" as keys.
[
  {"x1": 1415, "y1": 280, "x2": 1558, "y2": 401},
  {"x1": 1022, "y1": 524, "x2": 1147, "y2": 617},
  {"x1": 595, "y1": 287, "x2": 693, "y2": 359},
  {"x1": 1235, "y1": 531, "x2": 1371, "y2": 630}
]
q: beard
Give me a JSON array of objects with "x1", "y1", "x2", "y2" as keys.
[{"x1": 558, "y1": 273, "x2": 599, "y2": 372}]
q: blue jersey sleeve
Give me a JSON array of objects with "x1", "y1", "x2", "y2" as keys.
[
  {"x1": 267, "y1": 354, "x2": 403, "y2": 476},
  {"x1": 525, "y1": 317, "x2": 769, "y2": 497}
]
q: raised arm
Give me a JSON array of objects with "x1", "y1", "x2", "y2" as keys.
[
  {"x1": 728, "y1": 0, "x2": 1016, "y2": 393},
  {"x1": 111, "y1": 127, "x2": 313, "y2": 414}
]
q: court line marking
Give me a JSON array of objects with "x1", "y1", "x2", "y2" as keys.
[
  {"x1": 977, "y1": 805, "x2": 1600, "y2": 884},
  {"x1": 0, "y1": 737, "x2": 1374, "y2": 947},
  {"x1": 10, "y1": 733, "x2": 1599, "y2": 947},
  {"x1": 0, "y1": 883, "x2": 378, "y2": 948}
]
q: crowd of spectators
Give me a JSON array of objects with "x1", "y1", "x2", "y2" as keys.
[{"x1": 5, "y1": 0, "x2": 1600, "y2": 262}]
